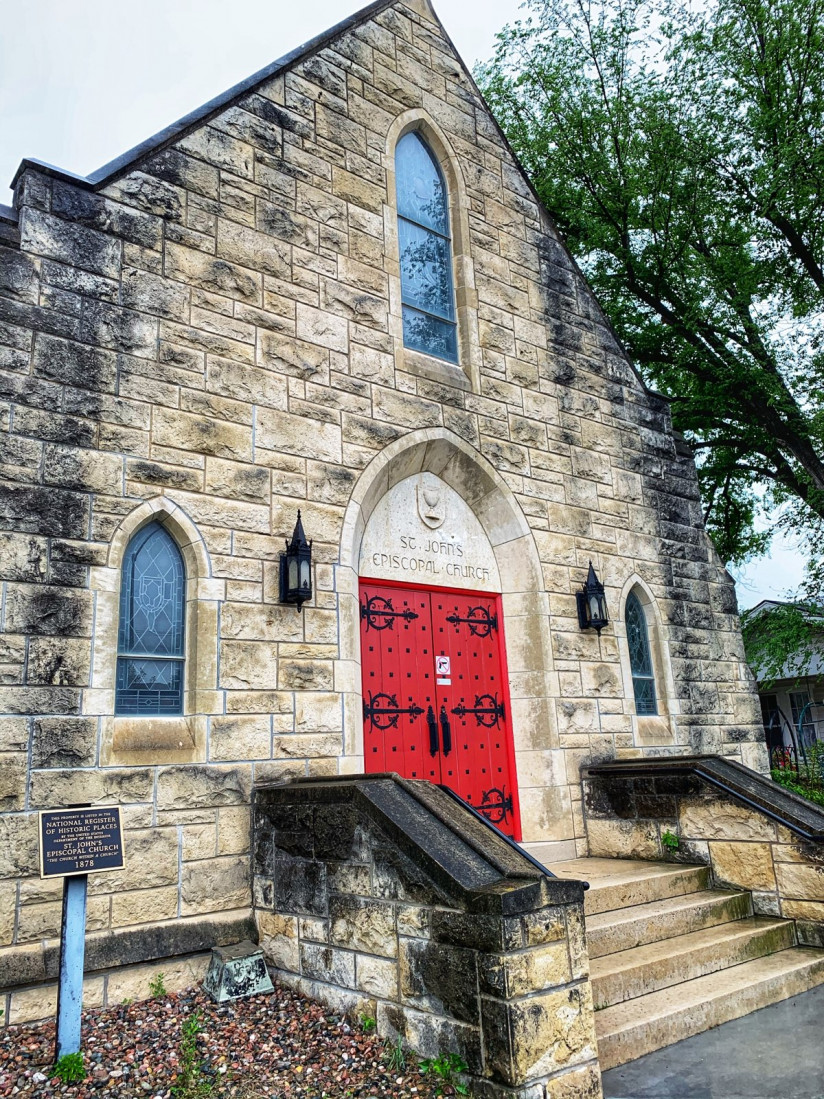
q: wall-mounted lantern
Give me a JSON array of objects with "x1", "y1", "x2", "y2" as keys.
[
  {"x1": 576, "y1": 561, "x2": 609, "y2": 635},
  {"x1": 279, "y1": 511, "x2": 312, "y2": 612}
]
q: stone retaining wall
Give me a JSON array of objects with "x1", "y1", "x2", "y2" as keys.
[
  {"x1": 1, "y1": 908, "x2": 252, "y2": 1024},
  {"x1": 5, "y1": 952, "x2": 211, "y2": 1027},
  {"x1": 583, "y1": 766, "x2": 824, "y2": 947},
  {"x1": 254, "y1": 775, "x2": 603, "y2": 1099}
]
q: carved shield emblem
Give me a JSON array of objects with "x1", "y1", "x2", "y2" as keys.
[{"x1": 417, "y1": 474, "x2": 446, "y2": 529}]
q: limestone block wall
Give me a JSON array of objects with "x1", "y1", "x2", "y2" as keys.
[
  {"x1": 583, "y1": 762, "x2": 824, "y2": 948},
  {"x1": 0, "y1": 0, "x2": 764, "y2": 1017},
  {"x1": 254, "y1": 775, "x2": 603, "y2": 1099},
  {"x1": 3, "y1": 953, "x2": 212, "y2": 1029}
]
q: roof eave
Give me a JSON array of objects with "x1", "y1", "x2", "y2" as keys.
[{"x1": 9, "y1": 0, "x2": 394, "y2": 197}]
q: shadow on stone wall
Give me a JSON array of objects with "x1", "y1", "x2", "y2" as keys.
[{"x1": 253, "y1": 774, "x2": 603, "y2": 1099}]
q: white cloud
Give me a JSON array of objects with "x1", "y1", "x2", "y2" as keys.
[{"x1": 730, "y1": 530, "x2": 807, "y2": 611}]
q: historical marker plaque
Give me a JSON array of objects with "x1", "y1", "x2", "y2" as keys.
[{"x1": 39, "y1": 807, "x2": 125, "y2": 879}]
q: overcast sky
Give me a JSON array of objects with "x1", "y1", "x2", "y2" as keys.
[
  {"x1": 0, "y1": 0, "x2": 525, "y2": 199},
  {"x1": 0, "y1": 0, "x2": 806, "y2": 607}
]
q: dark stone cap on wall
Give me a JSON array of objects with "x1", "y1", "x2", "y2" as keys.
[
  {"x1": 584, "y1": 755, "x2": 824, "y2": 842},
  {"x1": 254, "y1": 773, "x2": 586, "y2": 914}
]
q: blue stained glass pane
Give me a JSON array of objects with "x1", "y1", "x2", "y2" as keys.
[
  {"x1": 626, "y1": 592, "x2": 657, "y2": 716},
  {"x1": 396, "y1": 132, "x2": 448, "y2": 234},
  {"x1": 626, "y1": 593, "x2": 653, "y2": 676},
  {"x1": 116, "y1": 659, "x2": 184, "y2": 717},
  {"x1": 398, "y1": 218, "x2": 454, "y2": 321},
  {"x1": 116, "y1": 522, "x2": 185, "y2": 716},
  {"x1": 403, "y1": 306, "x2": 458, "y2": 362},
  {"x1": 117, "y1": 524, "x2": 185, "y2": 656},
  {"x1": 395, "y1": 131, "x2": 457, "y2": 363},
  {"x1": 633, "y1": 676, "x2": 657, "y2": 715}
]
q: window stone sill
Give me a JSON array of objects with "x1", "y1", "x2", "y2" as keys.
[
  {"x1": 108, "y1": 715, "x2": 203, "y2": 764},
  {"x1": 402, "y1": 346, "x2": 471, "y2": 390},
  {"x1": 636, "y1": 715, "x2": 674, "y2": 745}
]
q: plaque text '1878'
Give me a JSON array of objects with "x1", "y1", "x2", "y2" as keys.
[{"x1": 39, "y1": 807, "x2": 125, "y2": 878}]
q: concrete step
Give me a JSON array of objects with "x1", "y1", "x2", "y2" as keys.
[
  {"x1": 586, "y1": 889, "x2": 753, "y2": 959},
  {"x1": 546, "y1": 857, "x2": 710, "y2": 916},
  {"x1": 591, "y1": 916, "x2": 795, "y2": 1008},
  {"x1": 596, "y1": 947, "x2": 824, "y2": 1070}
]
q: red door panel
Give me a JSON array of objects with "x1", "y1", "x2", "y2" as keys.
[
  {"x1": 430, "y1": 593, "x2": 519, "y2": 838},
  {"x1": 360, "y1": 584, "x2": 439, "y2": 781},
  {"x1": 360, "y1": 579, "x2": 521, "y2": 839}
]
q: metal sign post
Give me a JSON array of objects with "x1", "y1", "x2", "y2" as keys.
[
  {"x1": 56, "y1": 874, "x2": 88, "y2": 1058},
  {"x1": 38, "y1": 805, "x2": 125, "y2": 1061}
]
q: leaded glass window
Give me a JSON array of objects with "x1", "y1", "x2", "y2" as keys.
[
  {"x1": 396, "y1": 131, "x2": 458, "y2": 363},
  {"x1": 115, "y1": 522, "x2": 185, "y2": 716},
  {"x1": 626, "y1": 592, "x2": 657, "y2": 716}
]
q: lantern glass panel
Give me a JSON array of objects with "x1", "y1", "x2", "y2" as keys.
[
  {"x1": 300, "y1": 557, "x2": 311, "y2": 591},
  {"x1": 288, "y1": 556, "x2": 299, "y2": 592}
]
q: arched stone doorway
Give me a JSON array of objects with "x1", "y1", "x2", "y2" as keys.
[{"x1": 337, "y1": 429, "x2": 575, "y2": 852}]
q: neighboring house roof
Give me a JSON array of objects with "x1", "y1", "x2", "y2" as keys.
[
  {"x1": 747, "y1": 599, "x2": 824, "y2": 626},
  {"x1": 746, "y1": 600, "x2": 824, "y2": 685}
]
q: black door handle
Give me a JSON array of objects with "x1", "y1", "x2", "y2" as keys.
[
  {"x1": 426, "y1": 705, "x2": 439, "y2": 756},
  {"x1": 439, "y1": 705, "x2": 452, "y2": 756}
]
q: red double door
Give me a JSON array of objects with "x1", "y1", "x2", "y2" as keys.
[{"x1": 359, "y1": 580, "x2": 521, "y2": 839}]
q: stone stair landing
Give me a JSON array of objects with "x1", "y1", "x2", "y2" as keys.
[{"x1": 543, "y1": 856, "x2": 824, "y2": 1070}]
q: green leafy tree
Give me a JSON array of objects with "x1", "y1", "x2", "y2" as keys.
[
  {"x1": 740, "y1": 601, "x2": 821, "y2": 686},
  {"x1": 479, "y1": 0, "x2": 824, "y2": 588}
]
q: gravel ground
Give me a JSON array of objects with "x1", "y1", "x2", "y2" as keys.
[{"x1": 0, "y1": 983, "x2": 459, "y2": 1098}]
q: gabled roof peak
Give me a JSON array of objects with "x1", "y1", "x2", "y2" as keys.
[{"x1": 10, "y1": 0, "x2": 396, "y2": 196}]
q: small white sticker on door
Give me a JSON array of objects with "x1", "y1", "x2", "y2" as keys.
[{"x1": 436, "y1": 656, "x2": 450, "y2": 676}]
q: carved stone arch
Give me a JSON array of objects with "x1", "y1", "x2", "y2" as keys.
[
  {"x1": 615, "y1": 572, "x2": 680, "y2": 746},
  {"x1": 337, "y1": 428, "x2": 571, "y2": 850},
  {"x1": 92, "y1": 496, "x2": 224, "y2": 766},
  {"x1": 384, "y1": 108, "x2": 481, "y2": 392},
  {"x1": 106, "y1": 495, "x2": 212, "y2": 582}
]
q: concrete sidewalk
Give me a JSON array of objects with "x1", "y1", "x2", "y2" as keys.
[{"x1": 601, "y1": 982, "x2": 824, "y2": 1099}]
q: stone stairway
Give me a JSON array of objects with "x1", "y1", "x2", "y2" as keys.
[{"x1": 544, "y1": 857, "x2": 824, "y2": 1070}]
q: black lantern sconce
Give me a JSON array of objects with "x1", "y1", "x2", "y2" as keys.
[
  {"x1": 279, "y1": 511, "x2": 312, "y2": 612},
  {"x1": 576, "y1": 561, "x2": 609, "y2": 635}
]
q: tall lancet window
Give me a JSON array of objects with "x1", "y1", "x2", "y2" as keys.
[
  {"x1": 395, "y1": 131, "x2": 458, "y2": 363},
  {"x1": 116, "y1": 522, "x2": 186, "y2": 716},
  {"x1": 626, "y1": 592, "x2": 657, "y2": 715}
]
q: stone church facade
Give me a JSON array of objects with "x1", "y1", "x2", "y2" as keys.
[{"x1": 0, "y1": 0, "x2": 764, "y2": 1021}]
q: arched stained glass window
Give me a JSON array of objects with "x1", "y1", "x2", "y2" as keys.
[
  {"x1": 626, "y1": 592, "x2": 657, "y2": 716},
  {"x1": 395, "y1": 131, "x2": 458, "y2": 363},
  {"x1": 115, "y1": 522, "x2": 185, "y2": 716}
]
